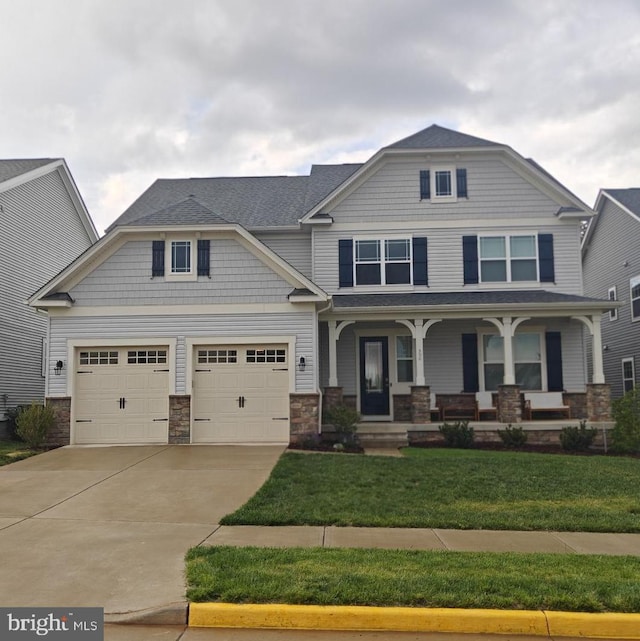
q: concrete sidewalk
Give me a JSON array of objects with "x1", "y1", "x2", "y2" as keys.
[{"x1": 203, "y1": 524, "x2": 640, "y2": 555}]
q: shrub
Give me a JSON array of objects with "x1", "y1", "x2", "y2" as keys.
[
  {"x1": 560, "y1": 420, "x2": 597, "y2": 452},
  {"x1": 324, "y1": 405, "x2": 360, "y2": 446},
  {"x1": 611, "y1": 387, "x2": 640, "y2": 454},
  {"x1": 15, "y1": 403, "x2": 55, "y2": 449},
  {"x1": 497, "y1": 424, "x2": 528, "y2": 448},
  {"x1": 4, "y1": 406, "x2": 26, "y2": 441},
  {"x1": 439, "y1": 421, "x2": 475, "y2": 449}
]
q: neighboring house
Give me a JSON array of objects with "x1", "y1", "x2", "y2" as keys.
[
  {"x1": 28, "y1": 125, "x2": 612, "y2": 447},
  {"x1": 582, "y1": 189, "x2": 640, "y2": 398},
  {"x1": 0, "y1": 159, "x2": 98, "y2": 428}
]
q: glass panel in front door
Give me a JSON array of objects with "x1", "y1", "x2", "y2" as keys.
[{"x1": 365, "y1": 342, "x2": 383, "y2": 392}]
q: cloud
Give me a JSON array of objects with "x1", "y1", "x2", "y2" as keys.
[{"x1": 1, "y1": 0, "x2": 639, "y2": 232}]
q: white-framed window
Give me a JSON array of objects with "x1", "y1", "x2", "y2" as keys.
[
  {"x1": 480, "y1": 332, "x2": 543, "y2": 391},
  {"x1": 171, "y1": 240, "x2": 192, "y2": 274},
  {"x1": 246, "y1": 348, "x2": 286, "y2": 363},
  {"x1": 396, "y1": 336, "x2": 414, "y2": 383},
  {"x1": 431, "y1": 166, "x2": 457, "y2": 202},
  {"x1": 479, "y1": 235, "x2": 538, "y2": 282},
  {"x1": 608, "y1": 286, "x2": 618, "y2": 321},
  {"x1": 79, "y1": 351, "x2": 119, "y2": 365},
  {"x1": 631, "y1": 275, "x2": 640, "y2": 321},
  {"x1": 127, "y1": 349, "x2": 168, "y2": 364},
  {"x1": 622, "y1": 357, "x2": 635, "y2": 393},
  {"x1": 197, "y1": 349, "x2": 238, "y2": 364},
  {"x1": 354, "y1": 238, "x2": 412, "y2": 285}
]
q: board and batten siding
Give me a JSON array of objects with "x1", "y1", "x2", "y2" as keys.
[
  {"x1": 47, "y1": 311, "x2": 317, "y2": 396},
  {"x1": 583, "y1": 197, "x2": 640, "y2": 397},
  {"x1": 69, "y1": 239, "x2": 294, "y2": 306},
  {"x1": 254, "y1": 231, "x2": 313, "y2": 279},
  {"x1": 320, "y1": 319, "x2": 586, "y2": 396},
  {"x1": 0, "y1": 170, "x2": 94, "y2": 412},
  {"x1": 325, "y1": 156, "x2": 562, "y2": 223},
  {"x1": 313, "y1": 223, "x2": 583, "y2": 296}
]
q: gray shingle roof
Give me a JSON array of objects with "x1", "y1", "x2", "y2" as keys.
[
  {"x1": 133, "y1": 197, "x2": 229, "y2": 226},
  {"x1": 606, "y1": 189, "x2": 640, "y2": 216},
  {"x1": 0, "y1": 159, "x2": 57, "y2": 184},
  {"x1": 385, "y1": 124, "x2": 502, "y2": 150},
  {"x1": 333, "y1": 290, "x2": 610, "y2": 309}
]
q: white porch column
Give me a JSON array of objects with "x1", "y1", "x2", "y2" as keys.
[
  {"x1": 327, "y1": 320, "x2": 355, "y2": 387},
  {"x1": 482, "y1": 316, "x2": 530, "y2": 386},
  {"x1": 396, "y1": 318, "x2": 442, "y2": 386},
  {"x1": 571, "y1": 315, "x2": 605, "y2": 384}
]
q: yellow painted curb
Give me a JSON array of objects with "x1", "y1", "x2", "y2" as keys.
[
  {"x1": 547, "y1": 610, "x2": 640, "y2": 639},
  {"x1": 189, "y1": 603, "x2": 548, "y2": 635}
]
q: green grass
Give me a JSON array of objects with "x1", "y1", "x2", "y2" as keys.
[
  {"x1": 220, "y1": 449, "x2": 640, "y2": 531},
  {"x1": 186, "y1": 546, "x2": 640, "y2": 612},
  {"x1": 0, "y1": 440, "x2": 36, "y2": 467}
]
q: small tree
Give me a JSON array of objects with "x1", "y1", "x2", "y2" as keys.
[
  {"x1": 16, "y1": 403, "x2": 55, "y2": 449},
  {"x1": 324, "y1": 405, "x2": 360, "y2": 447},
  {"x1": 611, "y1": 387, "x2": 640, "y2": 454}
]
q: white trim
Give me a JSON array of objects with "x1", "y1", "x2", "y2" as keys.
[
  {"x1": 325, "y1": 217, "x2": 565, "y2": 232},
  {"x1": 478, "y1": 233, "x2": 539, "y2": 284},
  {"x1": 622, "y1": 357, "x2": 636, "y2": 393},
  {"x1": 630, "y1": 275, "x2": 640, "y2": 322},
  {"x1": 48, "y1": 302, "x2": 317, "y2": 317},
  {"x1": 430, "y1": 165, "x2": 457, "y2": 202},
  {"x1": 352, "y1": 235, "x2": 413, "y2": 286},
  {"x1": 165, "y1": 237, "x2": 197, "y2": 281}
]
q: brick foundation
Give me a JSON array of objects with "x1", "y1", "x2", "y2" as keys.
[
  {"x1": 322, "y1": 387, "x2": 344, "y2": 412},
  {"x1": 498, "y1": 385, "x2": 522, "y2": 423},
  {"x1": 45, "y1": 397, "x2": 71, "y2": 446},
  {"x1": 411, "y1": 386, "x2": 431, "y2": 424},
  {"x1": 290, "y1": 393, "x2": 320, "y2": 444},
  {"x1": 586, "y1": 384, "x2": 612, "y2": 421},
  {"x1": 169, "y1": 395, "x2": 191, "y2": 444},
  {"x1": 393, "y1": 395, "x2": 412, "y2": 422}
]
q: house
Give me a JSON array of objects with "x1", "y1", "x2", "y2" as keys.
[
  {"x1": 582, "y1": 189, "x2": 640, "y2": 398},
  {"x1": 28, "y1": 125, "x2": 613, "y2": 447},
  {"x1": 0, "y1": 159, "x2": 98, "y2": 432}
]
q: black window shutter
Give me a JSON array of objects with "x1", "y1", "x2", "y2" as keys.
[
  {"x1": 338, "y1": 239, "x2": 354, "y2": 287},
  {"x1": 152, "y1": 240, "x2": 165, "y2": 277},
  {"x1": 419, "y1": 170, "x2": 430, "y2": 200},
  {"x1": 545, "y1": 331, "x2": 564, "y2": 392},
  {"x1": 462, "y1": 236, "x2": 479, "y2": 284},
  {"x1": 197, "y1": 239, "x2": 210, "y2": 276},
  {"x1": 538, "y1": 234, "x2": 555, "y2": 283},
  {"x1": 412, "y1": 237, "x2": 428, "y2": 286},
  {"x1": 462, "y1": 333, "x2": 479, "y2": 393},
  {"x1": 456, "y1": 168, "x2": 468, "y2": 198}
]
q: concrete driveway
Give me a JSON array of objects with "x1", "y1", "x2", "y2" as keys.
[{"x1": 0, "y1": 445, "x2": 284, "y2": 620}]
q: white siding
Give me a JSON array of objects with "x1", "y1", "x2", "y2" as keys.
[
  {"x1": 69, "y1": 239, "x2": 294, "y2": 306},
  {"x1": 48, "y1": 311, "x2": 316, "y2": 396},
  {"x1": 0, "y1": 170, "x2": 94, "y2": 412}
]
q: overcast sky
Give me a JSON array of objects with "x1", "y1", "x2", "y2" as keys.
[{"x1": 2, "y1": 0, "x2": 639, "y2": 233}]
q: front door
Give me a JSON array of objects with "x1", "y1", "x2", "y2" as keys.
[{"x1": 359, "y1": 337, "x2": 390, "y2": 416}]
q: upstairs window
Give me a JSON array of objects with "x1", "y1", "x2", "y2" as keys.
[
  {"x1": 631, "y1": 276, "x2": 640, "y2": 321},
  {"x1": 152, "y1": 239, "x2": 210, "y2": 280},
  {"x1": 420, "y1": 167, "x2": 467, "y2": 201},
  {"x1": 434, "y1": 170, "x2": 452, "y2": 197},
  {"x1": 354, "y1": 239, "x2": 412, "y2": 285},
  {"x1": 479, "y1": 235, "x2": 538, "y2": 282},
  {"x1": 622, "y1": 358, "x2": 635, "y2": 393},
  {"x1": 171, "y1": 241, "x2": 192, "y2": 274}
]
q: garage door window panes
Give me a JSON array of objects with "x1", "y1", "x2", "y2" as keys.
[
  {"x1": 246, "y1": 349, "x2": 286, "y2": 363},
  {"x1": 79, "y1": 351, "x2": 118, "y2": 365},
  {"x1": 198, "y1": 349, "x2": 238, "y2": 364},
  {"x1": 127, "y1": 350, "x2": 167, "y2": 364}
]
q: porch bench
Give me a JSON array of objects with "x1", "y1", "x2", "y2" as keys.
[
  {"x1": 437, "y1": 393, "x2": 477, "y2": 422},
  {"x1": 524, "y1": 392, "x2": 571, "y2": 420}
]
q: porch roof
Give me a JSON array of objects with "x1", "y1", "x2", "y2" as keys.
[{"x1": 331, "y1": 290, "x2": 612, "y2": 313}]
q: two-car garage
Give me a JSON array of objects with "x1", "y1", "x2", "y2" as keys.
[{"x1": 72, "y1": 343, "x2": 291, "y2": 445}]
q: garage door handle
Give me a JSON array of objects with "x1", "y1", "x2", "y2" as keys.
[
  {"x1": 238, "y1": 396, "x2": 246, "y2": 408},
  {"x1": 194, "y1": 418, "x2": 210, "y2": 422},
  {"x1": 119, "y1": 397, "x2": 126, "y2": 409},
  {"x1": 272, "y1": 368, "x2": 288, "y2": 371},
  {"x1": 153, "y1": 418, "x2": 168, "y2": 422},
  {"x1": 272, "y1": 417, "x2": 288, "y2": 421}
]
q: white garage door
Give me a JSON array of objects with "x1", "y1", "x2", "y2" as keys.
[
  {"x1": 73, "y1": 347, "x2": 170, "y2": 444},
  {"x1": 192, "y1": 344, "x2": 290, "y2": 444}
]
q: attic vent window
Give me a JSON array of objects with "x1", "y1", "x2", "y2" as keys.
[{"x1": 171, "y1": 241, "x2": 191, "y2": 274}]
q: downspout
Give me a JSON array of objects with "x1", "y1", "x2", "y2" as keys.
[{"x1": 315, "y1": 297, "x2": 334, "y2": 433}]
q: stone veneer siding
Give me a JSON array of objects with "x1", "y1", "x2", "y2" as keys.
[
  {"x1": 563, "y1": 392, "x2": 587, "y2": 419},
  {"x1": 45, "y1": 397, "x2": 71, "y2": 446},
  {"x1": 410, "y1": 386, "x2": 431, "y2": 424},
  {"x1": 498, "y1": 385, "x2": 522, "y2": 423},
  {"x1": 322, "y1": 387, "x2": 344, "y2": 412},
  {"x1": 290, "y1": 393, "x2": 319, "y2": 444},
  {"x1": 169, "y1": 395, "x2": 191, "y2": 444},
  {"x1": 393, "y1": 395, "x2": 412, "y2": 422},
  {"x1": 586, "y1": 384, "x2": 612, "y2": 421}
]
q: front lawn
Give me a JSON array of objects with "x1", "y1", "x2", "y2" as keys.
[
  {"x1": 220, "y1": 449, "x2": 640, "y2": 532},
  {"x1": 186, "y1": 546, "x2": 640, "y2": 612},
  {"x1": 0, "y1": 440, "x2": 36, "y2": 467}
]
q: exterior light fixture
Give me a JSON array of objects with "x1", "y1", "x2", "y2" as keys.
[
  {"x1": 54, "y1": 360, "x2": 64, "y2": 375},
  {"x1": 298, "y1": 356, "x2": 306, "y2": 372}
]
